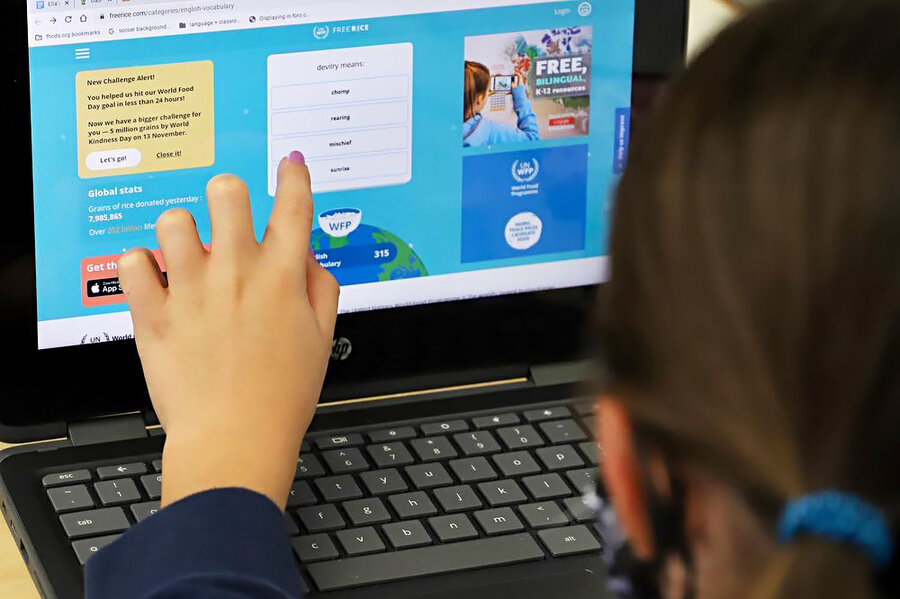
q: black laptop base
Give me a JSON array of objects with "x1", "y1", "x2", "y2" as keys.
[{"x1": 1, "y1": 383, "x2": 616, "y2": 599}]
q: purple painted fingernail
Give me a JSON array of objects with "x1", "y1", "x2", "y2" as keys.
[
  {"x1": 308, "y1": 247, "x2": 315, "y2": 259},
  {"x1": 288, "y1": 150, "x2": 305, "y2": 165}
]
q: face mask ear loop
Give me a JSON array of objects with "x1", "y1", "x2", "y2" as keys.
[{"x1": 634, "y1": 439, "x2": 697, "y2": 599}]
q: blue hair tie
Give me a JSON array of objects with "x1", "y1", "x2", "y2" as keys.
[{"x1": 777, "y1": 491, "x2": 894, "y2": 569}]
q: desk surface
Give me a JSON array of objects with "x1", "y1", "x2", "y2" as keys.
[
  {"x1": 0, "y1": 443, "x2": 41, "y2": 599},
  {"x1": 0, "y1": 2, "x2": 735, "y2": 597}
]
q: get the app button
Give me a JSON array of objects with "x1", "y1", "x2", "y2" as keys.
[{"x1": 85, "y1": 148, "x2": 142, "y2": 171}]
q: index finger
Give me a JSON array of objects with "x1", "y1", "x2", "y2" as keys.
[{"x1": 263, "y1": 152, "x2": 314, "y2": 263}]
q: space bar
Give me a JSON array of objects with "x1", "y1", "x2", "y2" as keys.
[{"x1": 308, "y1": 533, "x2": 545, "y2": 591}]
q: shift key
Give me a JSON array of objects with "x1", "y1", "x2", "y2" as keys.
[{"x1": 60, "y1": 507, "x2": 130, "y2": 539}]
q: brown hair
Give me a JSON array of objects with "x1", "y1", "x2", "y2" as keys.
[
  {"x1": 599, "y1": 0, "x2": 900, "y2": 596},
  {"x1": 464, "y1": 60, "x2": 491, "y2": 120}
]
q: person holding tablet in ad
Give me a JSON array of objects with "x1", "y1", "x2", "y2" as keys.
[{"x1": 463, "y1": 60, "x2": 541, "y2": 147}]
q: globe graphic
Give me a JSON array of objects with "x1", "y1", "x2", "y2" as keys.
[{"x1": 310, "y1": 224, "x2": 428, "y2": 286}]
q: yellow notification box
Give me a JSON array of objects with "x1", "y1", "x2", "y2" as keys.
[{"x1": 76, "y1": 61, "x2": 215, "y2": 179}]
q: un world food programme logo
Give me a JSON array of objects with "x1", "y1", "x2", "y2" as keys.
[
  {"x1": 511, "y1": 158, "x2": 540, "y2": 183},
  {"x1": 313, "y1": 25, "x2": 329, "y2": 40}
]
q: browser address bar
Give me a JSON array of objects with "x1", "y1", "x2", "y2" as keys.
[{"x1": 105, "y1": 3, "x2": 238, "y2": 20}]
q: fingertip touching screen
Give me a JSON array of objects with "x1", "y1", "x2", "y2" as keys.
[{"x1": 26, "y1": 0, "x2": 635, "y2": 349}]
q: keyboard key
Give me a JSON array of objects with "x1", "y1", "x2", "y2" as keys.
[
  {"x1": 43, "y1": 470, "x2": 91, "y2": 488},
  {"x1": 94, "y1": 479, "x2": 141, "y2": 506},
  {"x1": 293, "y1": 534, "x2": 338, "y2": 563},
  {"x1": 336, "y1": 527, "x2": 386, "y2": 556},
  {"x1": 421, "y1": 420, "x2": 468, "y2": 435},
  {"x1": 449, "y1": 457, "x2": 497, "y2": 483},
  {"x1": 368, "y1": 426, "x2": 417, "y2": 443},
  {"x1": 296, "y1": 454, "x2": 325, "y2": 479},
  {"x1": 151, "y1": 459, "x2": 163, "y2": 473},
  {"x1": 130, "y1": 501, "x2": 160, "y2": 522},
  {"x1": 565, "y1": 468, "x2": 599, "y2": 494},
  {"x1": 285, "y1": 513, "x2": 300, "y2": 536},
  {"x1": 72, "y1": 534, "x2": 121, "y2": 565},
  {"x1": 497, "y1": 425, "x2": 544, "y2": 450},
  {"x1": 60, "y1": 507, "x2": 130, "y2": 539},
  {"x1": 539, "y1": 420, "x2": 588, "y2": 444},
  {"x1": 97, "y1": 463, "x2": 147, "y2": 480},
  {"x1": 47, "y1": 485, "x2": 94, "y2": 513},
  {"x1": 322, "y1": 448, "x2": 370, "y2": 473},
  {"x1": 360, "y1": 469, "x2": 408, "y2": 496},
  {"x1": 492, "y1": 452, "x2": 541, "y2": 477},
  {"x1": 315, "y1": 434, "x2": 364, "y2": 450},
  {"x1": 477, "y1": 480, "x2": 527, "y2": 507},
  {"x1": 382, "y1": 520, "x2": 432, "y2": 549},
  {"x1": 519, "y1": 501, "x2": 570, "y2": 529},
  {"x1": 563, "y1": 496, "x2": 596, "y2": 523},
  {"x1": 140, "y1": 473, "x2": 162, "y2": 500},
  {"x1": 428, "y1": 514, "x2": 479, "y2": 542},
  {"x1": 537, "y1": 525, "x2": 602, "y2": 556},
  {"x1": 300, "y1": 439, "x2": 311, "y2": 452},
  {"x1": 574, "y1": 402, "x2": 595, "y2": 416},
  {"x1": 389, "y1": 491, "x2": 438, "y2": 519},
  {"x1": 433, "y1": 485, "x2": 482, "y2": 513},
  {"x1": 287, "y1": 480, "x2": 317, "y2": 508},
  {"x1": 522, "y1": 473, "x2": 572, "y2": 500},
  {"x1": 308, "y1": 533, "x2": 544, "y2": 591},
  {"x1": 472, "y1": 413, "x2": 520, "y2": 429},
  {"x1": 343, "y1": 498, "x2": 391, "y2": 526},
  {"x1": 578, "y1": 441, "x2": 602, "y2": 466},
  {"x1": 453, "y1": 431, "x2": 501, "y2": 456},
  {"x1": 536, "y1": 445, "x2": 585, "y2": 471},
  {"x1": 410, "y1": 437, "x2": 458, "y2": 462},
  {"x1": 405, "y1": 463, "x2": 453, "y2": 489},
  {"x1": 297, "y1": 504, "x2": 346, "y2": 532},
  {"x1": 315, "y1": 475, "x2": 363, "y2": 502},
  {"x1": 366, "y1": 442, "x2": 414, "y2": 468},
  {"x1": 474, "y1": 507, "x2": 524, "y2": 535},
  {"x1": 524, "y1": 406, "x2": 572, "y2": 422}
]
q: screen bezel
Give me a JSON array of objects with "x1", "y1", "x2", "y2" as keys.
[{"x1": 0, "y1": 0, "x2": 687, "y2": 441}]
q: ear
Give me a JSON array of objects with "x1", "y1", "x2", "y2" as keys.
[{"x1": 597, "y1": 397, "x2": 656, "y2": 559}]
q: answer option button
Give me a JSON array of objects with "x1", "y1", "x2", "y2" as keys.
[
  {"x1": 304, "y1": 152, "x2": 409, "y2": 192},
  {"x1": 271, "y1": 126, "x2": 408, "y2": 161},
  {"x1": 85, "y1": 148, "x2": 141, "y2": 172}
]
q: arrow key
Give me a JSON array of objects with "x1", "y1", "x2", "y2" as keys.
[{"x1": 97, "y1": 463, "x2": 147, "y2": 480}]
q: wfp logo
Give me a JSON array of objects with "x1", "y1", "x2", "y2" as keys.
[
  {"x1": 511, "y1": 158, "x2": 540, "y2": 183},
  {"x1": 313, "y1": 25, "x2": 329, "y2": 40}
]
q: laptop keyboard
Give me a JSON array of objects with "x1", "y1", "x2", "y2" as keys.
[{"x1": 42, "y1": 402, "x2": 603, "y2": 592}]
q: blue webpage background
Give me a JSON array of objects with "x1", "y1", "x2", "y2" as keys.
[{"x1": 29, "y1": 1, "x2": 635, "y2": 322}]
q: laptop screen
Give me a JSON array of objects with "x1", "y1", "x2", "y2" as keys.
[{"x1": 26, "y1": 0, "x2": 635, "y2": 350}]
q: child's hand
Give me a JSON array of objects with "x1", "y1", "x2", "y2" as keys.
[{"x1": 117, "y1": 154, "x2": 339, "y2": 509}]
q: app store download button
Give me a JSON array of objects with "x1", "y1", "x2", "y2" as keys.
[{"x1": 86, "y1": 148, "x2": 141, "y2": 171}]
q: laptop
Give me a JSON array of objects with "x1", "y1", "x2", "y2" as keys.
[{"x1": 1, "y1": 1, "x2": 685, "y2": 597}]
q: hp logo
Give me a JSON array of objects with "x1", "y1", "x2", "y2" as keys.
[{"x1": 331, "y1": 337, "x2": 353, "y2": 361}]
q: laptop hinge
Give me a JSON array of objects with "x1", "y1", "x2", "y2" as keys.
[
  {"x1": 528, "y1": 359, "x2": 593, "y2": 388},
  {"x1": 68, "y1": 413, "x2": 149, "y2": 447}
]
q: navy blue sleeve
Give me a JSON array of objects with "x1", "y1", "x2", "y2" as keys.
[{"x1": 84, "y1": 488, "x2": 305, "y2": 599}]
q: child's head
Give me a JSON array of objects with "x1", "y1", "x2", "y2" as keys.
[
  {"x1": 598, "y1": 0, "x2": 900, "y2": 596},
  {"x1": 464, "y1": 61, "x2": 491, "y2": 120}
]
